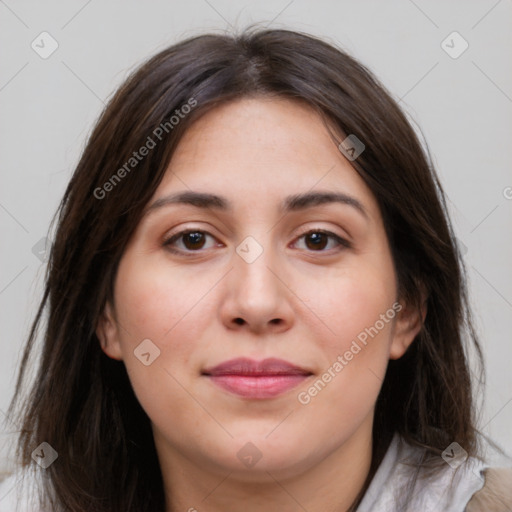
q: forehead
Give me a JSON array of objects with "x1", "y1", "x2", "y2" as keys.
[{"x1": 154, "y1": 97, "x2": 377, "y2": 216}]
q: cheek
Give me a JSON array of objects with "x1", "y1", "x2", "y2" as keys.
[
  {"x1": 292, "y1": 259, "x2": 397, "y2": 421},
  {"x1": 111, "y1": 259, "x2": 201, "y2": 431},
  {"x1": 111, "y1": 252, "x2": 220, "y2": 410},
  {"x1": 300, "y1": 259, "x2": 397, "y2": 351},
  {"x1": 113, "y1": 251, "x2": 216, "y2": 344}
]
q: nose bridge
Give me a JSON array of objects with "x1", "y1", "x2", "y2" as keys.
[
  {"x1": 234, "y1": 233, "x2": 280, "y2": 293},
  {"x1": 220, "y1": 230, "x2": 294, "y2": 331}
]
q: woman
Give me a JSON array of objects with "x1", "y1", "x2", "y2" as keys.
[{"x1": 3, "y1": 26, "x2": 511, "y2": 511}]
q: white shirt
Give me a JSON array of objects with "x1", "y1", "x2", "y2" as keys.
[{"x1": 357, "y1": 434, "x2": 488, "y2": 511}]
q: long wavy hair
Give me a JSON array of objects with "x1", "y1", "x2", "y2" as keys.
[{"x1": 8, "y1": 25, "x2": 483, "y2": 511}]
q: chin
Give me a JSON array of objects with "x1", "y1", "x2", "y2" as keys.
[{"x1": 203, "y1": 434, "x2": 319, "y2": 481}]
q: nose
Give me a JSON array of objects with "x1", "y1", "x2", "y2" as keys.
[{"x1": 219, "y1": 239, "x2": 295, "y2": 335}]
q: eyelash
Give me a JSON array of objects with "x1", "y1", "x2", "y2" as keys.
[{"x1": 162, "y1": 228, "x2": 351, "y2": 256}]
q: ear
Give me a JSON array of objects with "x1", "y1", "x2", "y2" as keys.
[
  {"x1": 96, "y1": 301, "x2": 123, "y2": 361},
  {"x1": 389, "y1": 294, "x2": 427, "y2": 360}
]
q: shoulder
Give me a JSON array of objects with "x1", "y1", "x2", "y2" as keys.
[{"x1": 466, "y1": 467, "x2": 512, "y2": 512}]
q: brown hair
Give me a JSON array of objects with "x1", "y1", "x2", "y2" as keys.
[{"x1": 8, "y1": 25, "x2": 483, "y2": 511}]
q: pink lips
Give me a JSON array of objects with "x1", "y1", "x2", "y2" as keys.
[{"x1": 202, "y1": 357, "x2": 312, "y2": 399}]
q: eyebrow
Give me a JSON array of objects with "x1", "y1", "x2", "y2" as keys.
[{"x1": 145, "y1": 190, "x2": 368, "y2": 219}]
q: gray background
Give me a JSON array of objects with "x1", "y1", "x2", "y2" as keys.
[{"x1": 1, "y1": 0, "x2": 511, "y2": 474}]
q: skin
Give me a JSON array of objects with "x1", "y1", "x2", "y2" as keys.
[{"x1": 96, "y1": 97, "x2": 424, "y2": 512}]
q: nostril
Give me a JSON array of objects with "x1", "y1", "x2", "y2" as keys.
[{"x1": 234, "y1": 318, "x2": 244, "y2": 325}]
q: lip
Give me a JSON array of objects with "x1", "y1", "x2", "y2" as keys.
[{"x1": 202, "y1": 357, "x2": 313, "y2": 399}]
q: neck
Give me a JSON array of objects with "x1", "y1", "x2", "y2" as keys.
[{"x1": 156, "y1": 416, "x2": 374, "y2": 512}]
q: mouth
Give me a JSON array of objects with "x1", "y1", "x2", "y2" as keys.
[{"x1": 201, "y1": 357, "x2": 313, "y2": 399}]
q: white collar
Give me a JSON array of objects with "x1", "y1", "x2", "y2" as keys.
[{"x1": 357, "y1": 433, "x2": 488, "y2": 511}]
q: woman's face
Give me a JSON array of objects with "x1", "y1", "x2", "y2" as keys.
[{"x1": 98, "y1": 97, "x2": 420, "y2": 482}]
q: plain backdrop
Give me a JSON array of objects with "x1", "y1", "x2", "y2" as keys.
[{"x1": 1, "y1": 0, "x2": 511, "y2": 474}]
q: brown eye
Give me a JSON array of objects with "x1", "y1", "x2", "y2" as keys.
[
  {"x1": 163, "y1": 230, "x2": 218, "y2": 254},
  {"x1": 181, "y1": 232, "x2": 206, "y2": 250},
  {"x1": 304, "y1": 232, "x2": 329, "y2": 250},
  {"x1": 294, "y1": 230, "x2": 350, "y2": 252}
]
